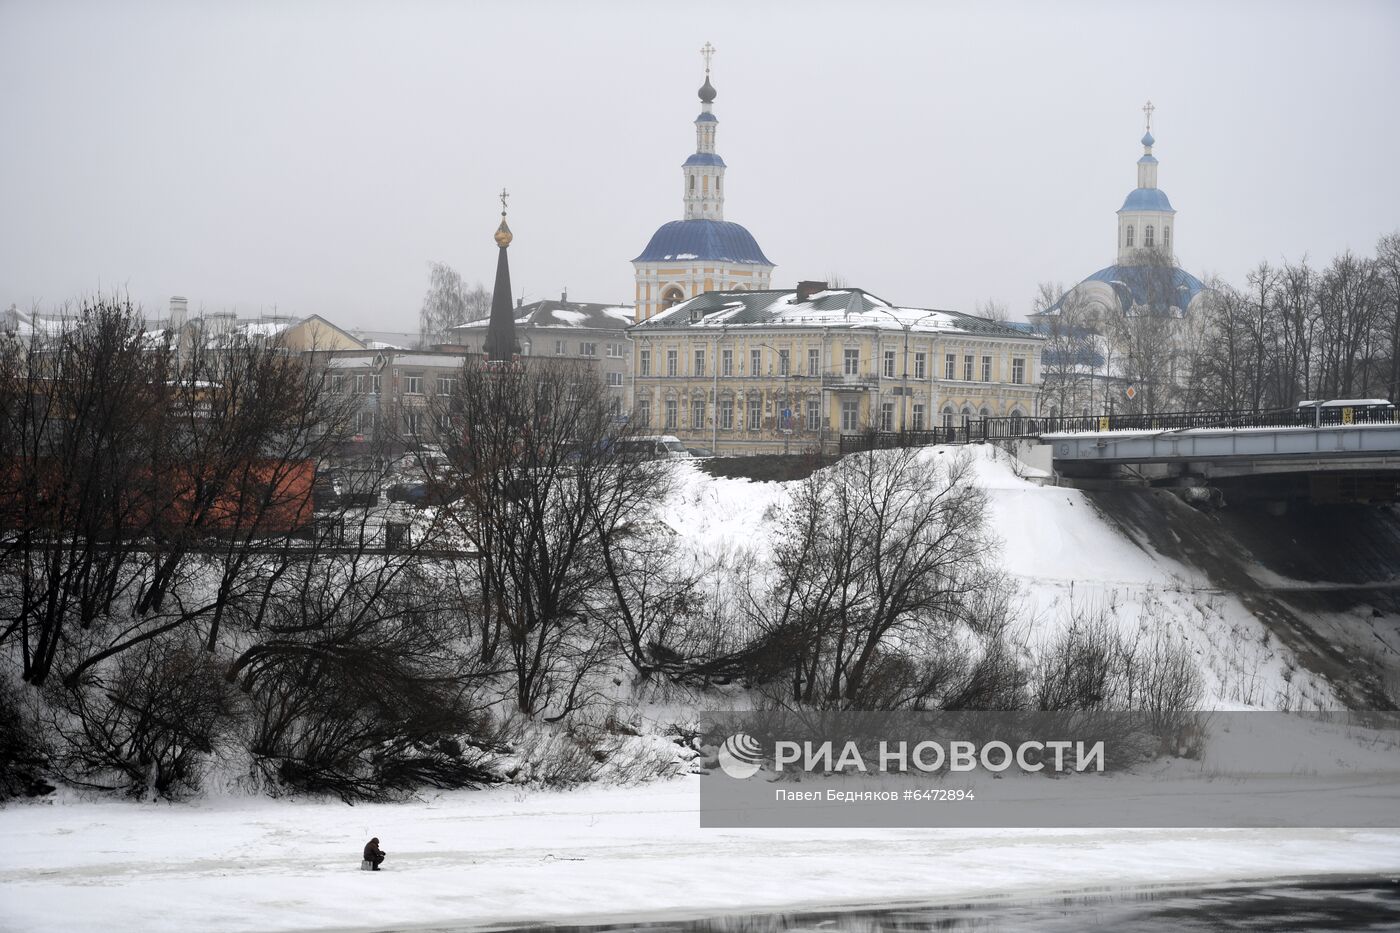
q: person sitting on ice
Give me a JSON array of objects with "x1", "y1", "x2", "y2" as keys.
[{"x1": 363, "y1": 837, "x2": 386, "y2": 871}]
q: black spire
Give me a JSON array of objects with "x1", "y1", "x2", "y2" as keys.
[{"x1": 483, "y1": 191, "x2": 519, "y2": 364}]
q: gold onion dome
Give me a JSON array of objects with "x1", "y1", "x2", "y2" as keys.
[{"x1": 494, "y1": 214, "x2": 513, "y2": 248}]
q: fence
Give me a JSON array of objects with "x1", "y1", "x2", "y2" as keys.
[{"x1": 840, "y1": 403, "x2": 1398, "y2": 454}]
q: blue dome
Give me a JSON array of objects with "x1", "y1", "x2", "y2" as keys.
[
  {"x1": 1118, "y1": 187, "x2": 1175, "y2": 212},
  {"x1": 1141, "y1": 131, "x2": 1155, "y2": 147},
  {"x1": 1079, "y1": 264, "x2": 1205, "y2": 312},
  {"x1": 695, "y1": 112, "x2": 717, "y2": 123},
  {"x1": 683, "y1": 152, "x2": 726, "y2": 168},
  {"x1": 633, "y1": 219, "x2": 773, "y2": 265}
]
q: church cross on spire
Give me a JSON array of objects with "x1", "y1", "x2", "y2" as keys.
[
  {"x1": 701, "y1": 41, "x2": 715, "y2": 74},
  {"x1": 499, "y1": 187, "x2": 509, "y2": 214},
  {"x1": 1142, "y1": 100, "x2": 1155, "y2": 133}
]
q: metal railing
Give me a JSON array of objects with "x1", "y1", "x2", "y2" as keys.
[{"x1": 840, "y1": 404, "x2": 1398, "y2": 453}]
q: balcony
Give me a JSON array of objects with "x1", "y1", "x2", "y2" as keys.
[{"x1": 821, "y1": 373, "x2": 880, "y2": 390}]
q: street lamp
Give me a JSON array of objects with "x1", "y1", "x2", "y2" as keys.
[
  {"x1": 756, "y1": 342, "x2": 791, "y2": 453},
  {"x1": 865, "y1": 308, "x2": 942, "y2": 434}
]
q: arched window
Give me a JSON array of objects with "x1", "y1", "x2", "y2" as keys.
[
  {"x1": 689, "y1": 176, "x2": 695, "y2": 192},
  {"x1": 1163, "y1": 226, "x2": 1171, "y2": 250},
  {"x1": 1145, "y1": 225, "x2": 1155, "y2": 248},
  {"x1": 941, "y1": 405, "x2": 955, "y2": 428},
  {"x1": 1009, "y1": 408, "x2": 1024, "y2": 434},
  {"x1": 961, "y1": 404, "x2": 973, "y2": 427},
  {"x1": 661, "y1": 287, "x2": 684, "y2": 311},
  {"x1": 716, "y1": 176, "x2": 721, "y2": 192},
  {"x1": 1125, "y1": 225, "x2": 1135, "y2": 248}
]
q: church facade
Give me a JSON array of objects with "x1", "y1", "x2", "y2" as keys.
[
  {"x1": 1031, "y1": 104, "x2": 1211, "y2": 418},
  {"x1": 631, "y1": 47, "x2": 774, "y2": 323}
]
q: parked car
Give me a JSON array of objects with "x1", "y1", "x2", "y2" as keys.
[
  {"x1": 613, "y1": 435, "x2": 694, "y2": 460},
  {"x1": 686, "y1": 446, "x2": 715, "y2": 459}
]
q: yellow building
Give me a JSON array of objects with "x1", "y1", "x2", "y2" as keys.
[{"x1": 629, "y1": 283, "x2": 1043, "y2": 454}]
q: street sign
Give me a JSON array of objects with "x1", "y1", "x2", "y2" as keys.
[{"x1": 1125, "y1": 384, "x2": 1137, "y2": 400}]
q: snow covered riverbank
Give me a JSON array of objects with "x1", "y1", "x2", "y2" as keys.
[{"x1": 2, "y1": 779, "x2": 1398, "y2": 933}]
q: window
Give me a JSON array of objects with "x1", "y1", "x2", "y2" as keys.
[
  {"x1": 607, "y1": 371, "x2": 624, "y2": 387},
  {"x1": 806, "y1": 399, "x2": 821, "y2": 431},
  {"x1": 1144, "y1": 225, "x2": 1155, "y2": 248},
  {"x1": 963, "y1": 355, "x2": 974, "y2": 382},
  {"x1": 692, "y1": 398, "x2": 705, "y2": 428},
  {"x1": 636, "y1": 399, "x2": 650, "y2": 427},
  {"x1": 404, "y1": 412, "x2": 422, "y2": 436},
  {"x1": 883, "y1": 349, "x2": 896, "y2": 378},
  {"x1": 607, "y1": 343, "x2": 623, "y2": 358},
  {"x1": 942, "y1": 405, "x2": 954, "y2": 428},
  {"x1": 719, "y1": 398, "x2": 734, "y2": 429},
  {"x1": 610, "y1": 397, "x2": 622, "y2": 416},
  {"x1": 808, "y1": 348, "x2": 820, "y2": 375},
  {"x1": 880, "y1": 402, "x2": 894, "y2": 431},
  {"x1": 961, "y1": 405, "x2": 973, "y2": 426},
  {"x1": 981, "y1": 355, "x2": 991, "y2": 382},
  {"x1": 356, "y1": 410, "x2": 373, "y2": 435},
  {"x1": 912, "y1": 404, "x2": 926, "y2": 431},
  {"x1": 437, "y1": 413, "x2": 452, "y2": 433},
  {"x1": 1125, "y1": 225, "x2": 1135, "y2": 248},
  {"x1": 841, "y1": 399, "x2": 860, "y2": 432},
  {"x1": 331, "y1": 374, "x2": 345, "y2": 394},
  {"x1": 750, "y1": 348, "x2": 762, "y2": 376},
  {"x1": 661, "y1": 287, "x2": 684, "y2": 311},
  {"x1": 555, "y1": 339, "x2": 566, "y2": 355},
  {"x1": 405, "y1": 374, "x2": 423, "y2": 395},
  {"x1": 778, "y1": 349, "x2": 789, "y2": 376},
  {"x1": 747, "y1": 398, "x2": 762, "y2": 430},
  {"x1": 666, "y1": 349, "x2": 678, "y2": 376},
  {"x1": 689, "y1": 175, "x2": 695, "y2": 192},
  {"x1": 721, "y1": 349, "x2": 733, "y2": 376},
  {"x1": 1163, "y1": 226, "x2": 1171, "y2": 251},
  {"x1": 844, "y1": 348, "x2": 860, "y2": 375},
  {"x1": 581, "y1": 342, "x2": 597, "y2": 357},
  {"x1": 437, "y1": 375, "x2": 455, "y2": 396},
  {"x1": 1012, "y1": 357, "x2": 1026, "y2": 385},
  {"x1": 914, "y1": 352, "x2": 926, "y2": 379},
  {"x1": 371, "y1": 374, "x2": 381, "y2": 394},
  {"x1": 945, "y1": 353, "x2": 956, "y2": 380},
  {"x1": 694, "y1": 348, "x2": 705, "y2": 375},
  {"x1": 355, "y1": 374, "x2": 366, "y2": 394},
  {"x1": 665, "y1": 399, "x2": 678, "y2": 430},
  {"x1": 639, "y1": 349, "x2": 651, "y2": 376}
]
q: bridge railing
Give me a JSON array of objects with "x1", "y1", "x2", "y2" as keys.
[{"x1": 839, "y1": 404, "x2": 1398, "y2": 453}]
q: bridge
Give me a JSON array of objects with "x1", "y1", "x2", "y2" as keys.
[{"x1": 840, "y1": 405, "x2": 1400, "y2": 503}]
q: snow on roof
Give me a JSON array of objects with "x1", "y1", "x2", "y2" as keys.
[
  {"x1": 451, "y1": 299, "x2": 634, "y2": 333},
  {"x1": 635, "y1": 288, "x2": 1038, "y2": 340}
]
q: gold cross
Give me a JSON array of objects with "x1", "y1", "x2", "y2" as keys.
[
  {"x1": 701, "y1": 42, "x2": 715, "y2": 74},
  {"x1": 1143, "y1": 100, "x2": 1155, "y2": 133}
]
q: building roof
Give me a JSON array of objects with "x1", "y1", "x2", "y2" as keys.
[
  {"x1": 1042, "y1": 264, "x2": 1207, "y2": 316},
  {"x1": 451, "y1": 299, "x2": 633, "y2": 334},
  {"x1": 1118, "y1": 187, "x2": 1175, "y2": 213},
  {"x1": 682, "y1": 152, "x2": 726, "y2": 168},
  {"x1": 633, "y1": 219, "x2": 773, "y2": 265},
  {"x1": 633, "y1": 288, "x2": 1040, "y2": 340},
  {"x1": 695, "y1": 112, "x2": 717, "y2": 123}
]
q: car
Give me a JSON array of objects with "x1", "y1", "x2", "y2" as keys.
[
  {"x1": 613, "y1": 435, "x2": 694, "y2": 461},
  {"x1": 686, "y1": 446, "x2": 715, "y2": 459}
]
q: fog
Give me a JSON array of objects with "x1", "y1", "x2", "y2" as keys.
[{"x1": 2, "y1": 0, "x2": 1396, "y2": 331}]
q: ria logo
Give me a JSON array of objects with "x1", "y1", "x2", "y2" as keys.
[{"x1": 717, "y1": 732, "x2": 763, "y2": 779}]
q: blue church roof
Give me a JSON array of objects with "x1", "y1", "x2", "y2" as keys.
[
  {"x1": 633, "y1": 219, "x2": 774, "y2": 265},
  {"x1": 695, "y1": 112, "x2": 718, "y2": 123},
  {"x1": 1079, "y1": 263, "x2": 1206, "y2": 312},
  {"x1": 1119, "y1": 187, "x2": 1175, "y2": 212},
  {"x1": 683, "y1": 152, "x2": 726, "y2": 168}
]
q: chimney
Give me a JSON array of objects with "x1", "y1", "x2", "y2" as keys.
[
  {"x1": 560, "y1": 287, "x2": 568, "y2": 302},
  {"x1": 516, "y1": 297, "x2": 523, "y2": 308},
  {"x1": 169, "y1": 295, "x2": 188, "y2": 331},
  {"x1": 796, "y1": 280, "x2": 828, "y2": 302}
]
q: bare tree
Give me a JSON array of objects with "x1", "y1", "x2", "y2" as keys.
[
  {"x1": 433, "y1": 359, "x2": 670, "y2": 719},
  {"x1": 975, "y1": 298, "x2": 1011, "y2": 323},
  {"x1": 419, "y1": 262, "x2": 491, "y2": 347},
  {"x1": 754, "y1": 448, "x2": 1000, "y2": 709}
]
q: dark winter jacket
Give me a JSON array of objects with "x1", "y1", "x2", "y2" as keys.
[{"x1": 364, "y1": 839, "x2": 384, "y2": 861}]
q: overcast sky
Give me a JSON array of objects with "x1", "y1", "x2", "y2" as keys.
[{"x1": 2, "y1": 0, "x2": 1397, "y2": 332}]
